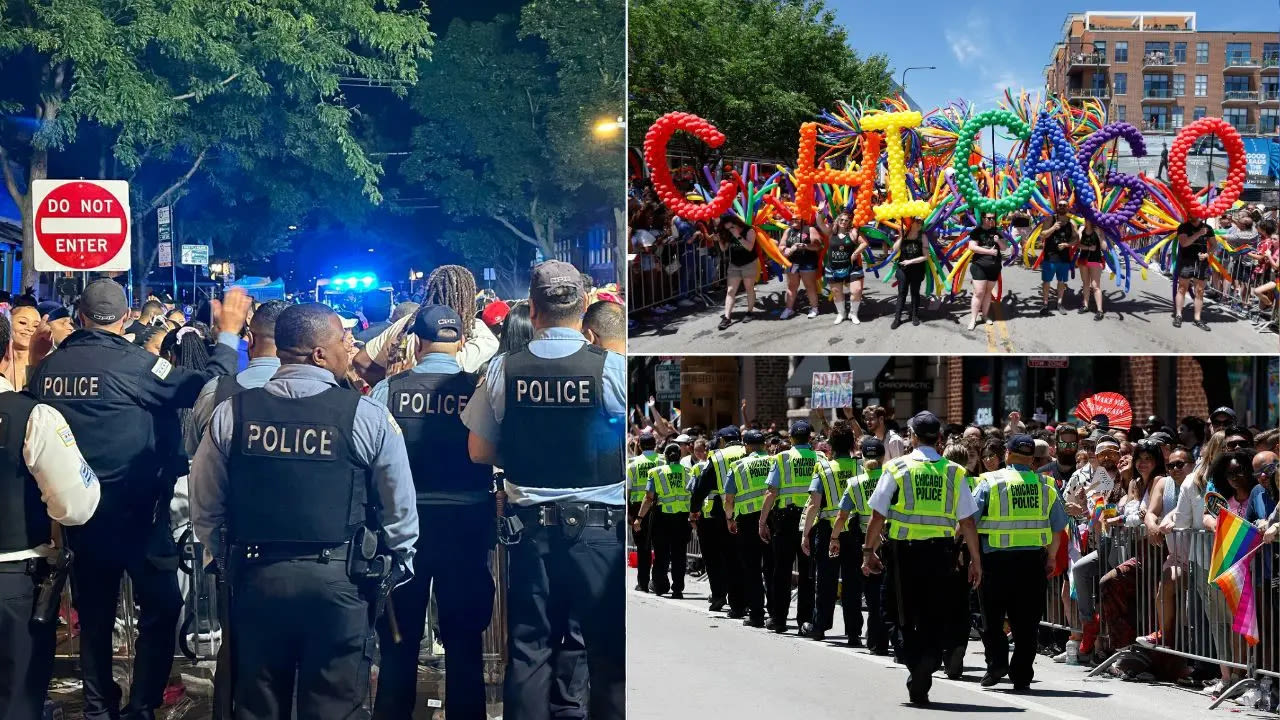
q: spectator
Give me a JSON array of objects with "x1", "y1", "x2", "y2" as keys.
[
  {"x1": 583, "y1": 300, "x2": 626, "y2": 354},
  {"x1": 355, "y1": 290, "x2": 393, "y2": 343}
]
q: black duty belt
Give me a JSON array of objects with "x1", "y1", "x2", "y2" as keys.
[
  {"x1": 891, "y1": 537, "x2": 954, "y2": 546},
  {"x1": 0, "y1": 557, "x2": 44, "y2": 575},
  {"x1": 239, "y1": 542, "x2": 350, "y2": 563},
  {"x1": 521, "y1": 502, "x2": 624, "y2": 528}
]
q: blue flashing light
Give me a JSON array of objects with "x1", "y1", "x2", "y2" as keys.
[{"x1": 361, "y1": 275, "x2": 375, "y2": 287}]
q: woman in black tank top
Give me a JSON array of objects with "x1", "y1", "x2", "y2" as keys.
[
  {"x1": 1076, "y1": 219, "x2": 1106, "y2": 320},
  {"x1": 716, "y1": 216, "x2": 759, "y2": 330},
  {"x1": 779, "y1": 217, "x2": 822, "y2": 320},
  {"x1": 818, "y1": 212, "x2": 869, "y2": 324},
  {"x1": 890, "y1": 220, "x2": 929, "y2": 328}
]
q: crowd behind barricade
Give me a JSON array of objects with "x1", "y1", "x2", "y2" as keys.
[
  {"x1": 0, "y1": 261, "x2": 627, "y2": 720},
  {"x1": 628, "y1": 172, "x2": 1279, "y2": 334},
  {"x1": 627, "y1": 401, "x2": 1280, "y2": 711}
]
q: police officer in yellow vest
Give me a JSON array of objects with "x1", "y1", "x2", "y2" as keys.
[
  {"x1": 860, "y1": 411, "x2": 982, "y2": 706},
  {"x1": 758, "y1": 421, "x2": 817, "y2": 635},
  {"x1": 972, "y1": 434, "x2": 1068, "y2": 691},
  {"x1": 688, "y1": 428, "x2": 744, "y2": 614},
  {"x1": 627, "y1": 433, "x2": 661, "y2": 592},
  {"x1": 721, "y1": 429, "x2": 770, "y2": 627},
  {"x1": 829, "y1": 436, "x2": 890, "y2": 653},
  {"x1": 633, "y1": 444, "x2": 692, "y2": 597},
  {"x1": 799, "y1": 420, "x2": 860, "y2": 642}
]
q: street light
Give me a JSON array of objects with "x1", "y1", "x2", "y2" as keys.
[
  {"x1": 593, "y1": 116, "x2": 625, "y2": 137},
  {"x1": 900, "y1": 65, "x2": 937, "y2": 95}
]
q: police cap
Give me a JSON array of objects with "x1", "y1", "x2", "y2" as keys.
[
  {"x1": 860, "y1": 436, "x2": 886, "y2": 459},
  {"x1": 1006, "y1": 434, "x2": 1036, "y2": 456},
  {"x1": 790, "y1": 420, "x2": 812, "y2": 437},
  {"x1": 412, "y1": 304, "x2": 463, "y2": 342},
  {"x1": 742, "y1": 429, "x2": 765, "y2": 444},
  {"x1": 80, "y1": 279, "x2": 128, "y2": 325},
  {"x1": 908, "y1": 411, "x2": 941, "y2": 440},
  {"x1": 717, "y1": 426, "x2": 741, "y2": 442}
]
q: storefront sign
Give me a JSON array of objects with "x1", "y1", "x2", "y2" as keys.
[
  {"x1": 1026, "y1": 356, "x2": 1070, "y2": 369},
  {"x1": 876, "y1": 379, "x2": 934, "y2": 393},
  {"x1": 655, "y1": 363, "x2": 681, "y2": 402},
  {"x1": 811, "y1": 371, "x2": 853, "y2": 409}
]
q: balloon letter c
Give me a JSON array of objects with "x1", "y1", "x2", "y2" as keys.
[{"x1": 643, "y1": 112, "x2": 736, "y2": 222}]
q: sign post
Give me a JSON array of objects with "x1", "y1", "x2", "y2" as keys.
[
  {"x1": 181, "y1": 244, "x2": 209, "y2": 305},
  {"x1": 31, "y1": 180, "x2": 131, "y2": 273}
]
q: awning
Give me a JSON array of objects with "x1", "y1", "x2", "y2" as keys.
[{"x1": 785, "y1": 356, "x2": 890, "y2": 398}]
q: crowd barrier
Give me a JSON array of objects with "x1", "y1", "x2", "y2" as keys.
[{"x1": 1205, "y1": 244, "x2": 1280, "y2": 332}]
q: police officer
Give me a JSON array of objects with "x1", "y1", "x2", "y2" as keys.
[
  {"x1": 188, "y1": 303, "x2": 420, "y2": 719},
  {"x1": 721, "y1": 429, "x2": 771, "y2": 627},
  {"x1": 0, "y1": 313, "x2": 102, "y2": 718},
  {"x1": 688, "y1": 427, "x2": 747, "y2": 616},
  {"x1": 371, "y1": 304, "x2": 495, "y2": 719},
  {"x1": 800, "y1": 420, "x2": 860, "y2": 642},
  {"x1": 683, "y1": 439, "x2": 727, "y2": 610},
  {"x1": 31, "y1": 279, "x2": 248, "y2": 720},
  {"x1": 634, "y1": 443, "x2": 691, "y2": 597},
  {"x1": 758, "y1": 420, "x2": 817, "y2": 634},
  {"x1": 972, "y1": 434, "x2": 1067, "y2": 690},
  {"x1": 461, "y1": 260, "x2": 625, "y2": 719},
  {"x1": 830, "y1": 437, "x2": 891, "y2": 653},
  {"x1": 626, "y1": 433, "x2": 661, "y2": 593},
  {"x1": 860, "y1": 411, "x2": 982, "y2": 706}
]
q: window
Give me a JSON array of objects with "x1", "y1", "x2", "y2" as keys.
[
  {"x1": 1093, "y1": 40, "x2": 1107, "y2": 58},
  {"x1": 1262, "y1": 109, "x2": 1279, "y2": 135},
  {"x1": 1195, "y1": 75, "x2": 1208, "y2": 97},
  {"x1": 1265, "y1": 43, "x2": 1280, "y2": 65},
  {"x1": 1115, "y1": 41, "x2": 1128, "y2": 63},
  {"x1": 1144, "y1": 41, "x2": 1170, "y2": 65},
  {"x1": 1223, "y1": 108, "x2": 1248, "y2": 131},
  {"x1": 1116, "y1": 105, "x2": 1127, "y2": 122},
  {"x1": 1114, "y1": 72, "x2": 1127, "y2": 95},
  {"x1": 1224, "y1": 76, "x2": 1251, "y2": 93},
  {"x1": 1194, "y1": 106, "x2": 1207, "y2": 120},
  {"x1": 1226, "y1": 42, "x2": 1252, "y2": 65},
  {"x1": 1173, "y1": 74, "x2": 1185, "y2": 97},
  {"x1": 1196, "y1": 42, "x2": 1209, "y2": 64},
  {"x1": 1144, "y1": 74, "x2": 1170, "y2": 98},
  {"x1": 1146, "y1": 106, "x2": 1169, "y2": 131},
  {"x1": 1264, "y1": 78, "x2": 1279, "y2": 101},
  {"x1": 1172, "y1": 107, "x2": 1184, "y2": 129},
  {"x1": 1174, "y1": 42, "x2": 1187, "y2": 64}
]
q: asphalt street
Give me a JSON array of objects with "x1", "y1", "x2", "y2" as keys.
[
  {"x1": 628, "y1": 265, "x2": 1278, "y2": 354},
  {"x1": 627, "y1": 567, "x2": 1263, "y2": 720}
]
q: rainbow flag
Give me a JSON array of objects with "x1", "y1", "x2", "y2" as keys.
[
  {"x1": 1208, "y1": 508, "x2": 1263, "y2": 582},
  {"x1": 1214, "y1": 557, "x2": 1259, "y2": 646}
]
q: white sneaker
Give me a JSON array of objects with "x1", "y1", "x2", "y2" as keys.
[
  {"x1": 779, "y1": 308, "x2": 795, "y2": 320},
  {"x1": 1203, "y1": 680, "x2": 1226, "y2": 696},
  {"x1": 833, "y1": 311, "x2": 845, "y2": 325},
  {"x1": 967, "y1": 316, "x2": 977, "y2": 331},
  {"x1": 849, "y1": 301, "x2": 861, "y2": 324},
  {"x1": 807, "y1": 307, "x2": 819, "y2": 319}
]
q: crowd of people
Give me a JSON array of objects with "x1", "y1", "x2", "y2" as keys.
[
  {"x1": 627, "y1": 400, "x2": 1279, "y2": 708},
  {"x1": 1, "y1": 261, "x2": 627, "y2": 720},
  {"x1": 629, "y1": 174, "x2": 1280, "y2": 334}
]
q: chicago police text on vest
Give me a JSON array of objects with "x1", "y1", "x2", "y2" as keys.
[
  {"x1": 1010, "y1": 483, "x2": 1042, "y2": 510},
  {"x1": 913, "y1": 472, "x2": 945, "y2": 502}
]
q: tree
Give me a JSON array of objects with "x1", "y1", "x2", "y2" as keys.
[
  {"x1": 0, "y1": 0, "x2": 432, "y2": 292},
  {"x1": 628, "y1": 0, "x2": 894, "y2": 160}
]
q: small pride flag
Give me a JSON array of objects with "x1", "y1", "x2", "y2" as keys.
[
  {"x1": 1214, "y1": 558, "x2": 1259, "y2": 645},
  {"x1": 1209, "y1": 508, "x2": 1264, "y2": 647}
]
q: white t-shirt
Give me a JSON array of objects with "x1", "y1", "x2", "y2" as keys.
[{"x1": 363, "y1": 313, "x2": 499, "y2": 374}]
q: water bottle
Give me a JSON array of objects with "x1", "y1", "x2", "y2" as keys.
[
  {"x1": 1257, "y1": 677, "x2": 1272, "y2": 712},
  {"x1": 1065, "y1": 639, "x2": 1079, "y2": 665}
]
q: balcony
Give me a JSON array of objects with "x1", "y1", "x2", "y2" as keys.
[
  {"x1": 1142, "y1": 54, "x2": 1183, "y2": 69},
  {"x1": 1067, "y1": 88, "x2": 1110, "y2": 100},
  {"x1": 1142, "y1": 121, "x2": 1173, "y2": 133},
  {"x1": 1067, "y1": 52, "x2": 1109, "y2": 70},
  {"x1": 1262, "y1": 90, "x2": 1280, "y2": 103},
  {"x1": 1226, "y1": 123, "x2": 1258, "y2": 135},
  {"x1": 1223, "y1": 90, "x2": 1261, "y2": 103},
  {"x1": 1264, "y1": 56, "x2": 1280, "y2": 73},
  {"x1": 1142, "y1": 88, "x2": 1177, "y2": 102},
  {"x1": 1224, "y1": 57, "x2": 1260, "y2": 72}
]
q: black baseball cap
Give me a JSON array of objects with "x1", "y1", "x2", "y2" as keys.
[
  {"x1": 790, "y1": 420, "x2": 812, "y2": 436},
  {"x1": 1006, "y1": 434, "x2": 1036, "y2": 456},
  {"x1": 411, "y1": 304, "x2": 463, "y2": 342},
  {"x1": 860, "y1": 436, "x2": 886, "y2": 459},
  {"x1": 908, "y1": 411, "x2": 941, "y2": 440},
  {"x1": 80, "y1": 279, "x2": 128, "y2": 325},
  {"x1": 1148, "y1": 431, "x2": 1174, "y2": 446},
  {"x1": 529, "y1": 260, "x2": 585, "y2": 305},
  {"x1": 717, "y1": 426, "x2": 741, "y2": 442},
  {"x1": 1210, "y1": 407, "x2": 1236, "y2": 423},
  {"x1": 743, "y1": 429, "x2": 765, "y2": 444}
]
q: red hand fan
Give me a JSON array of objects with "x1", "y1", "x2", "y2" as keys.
[{"x1": 1074, "y1": 392, "x2": 1132, "y2": 431}]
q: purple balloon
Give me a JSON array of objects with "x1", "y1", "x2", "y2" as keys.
[{"x1": 1076, "y1": 122, "x2": 1149, "y2": 231}]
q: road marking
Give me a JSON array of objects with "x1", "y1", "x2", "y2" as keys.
[
  {"x1": 994, "y1": 303, "x2": 1015, "y2": 353},
  {"x1": 631, "y1": 579, "x2": 1097, "y2": 720}
]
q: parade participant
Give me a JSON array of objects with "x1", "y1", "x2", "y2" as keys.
[
  {"x1": 860, "y1": 411, "x2": 981, "y2": 706},
  {"x1": 1077, "y1": 219, "x2": 1106, "y2": 319},
  {"x1": 716, "y1": 216, "x2": 759, "y2": 329},
  {"x1": 627, "y1": 433, "x2": 661, "y2": 593},
  {"x1": 1173, "y1": 214, "x2": 1213, "y2": 330},
  {"x1": 370, "y1": 303, "x2": 496, "y2": 720},
  {"x1": 635, "y1": 443, "x2": 692, "y2": 597},
  {"x1": 860, "y1": 405, "x2": 908, "y2": 459},
  {"x1": 967, "y1": 212, "x2": 1006, "y2": 330},
  {"x1": 818, "y1": 211, "x2": 867, "y2": 324},
  {"x1": 462, "y1": 260, "x2": 625, "y2": 718},
  {"x1": 972, "y1": 435, "x2": 1067, "y2": 690},
  {"x1": 778, "y1": 218, "x2": 822, "y2": 320},
  {"x1": 799, "y1": 420, "x2": 858, "y2": 642},
  {"x1": 758, "y1": 420, "x2": 818, "y2": 634},
  {"x1": 689, "y1": 427, "x2": 747, "y2": 615},
  {"x1": 1038, "y1": 200, "x2": 1078, "y2": 316},
  {"x1": 722, "y1": 429, "x2": 772, "y2": 627},
  {"x1": 189, "y1": 302, "x2": 419, "y2": 719},
  {"x1": 126, "y1": 300, "x2": 166, "y2": 337},
  {"x1": 890, "y1": 220, "x2": 928, "y2": 328},
  {"x1": 0, "y1": 314, "x2": 101, "y2": 719},
  {"x1": 32, "y1": 280, "x2": 248, "y2": 720},
  {"x1": 830, "y1": 437, "x2": 890, "y2": 653},
  {"x1": 583, "y1": 300, "x2": 626, "y2": 354}
]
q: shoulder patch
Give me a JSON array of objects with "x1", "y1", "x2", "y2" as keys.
[
  {"x1": 386, "y1": 412, "x2": 403, "y2": 435},
  {"x1": 151, "y1": 358, "x2": 173, "y2": 380},
  {"x1": 79, "y1": 460, "x2": 98, "y2": 488},
  {"x1": 57, "y1": 425, "x2": 75, "y2": 447}
]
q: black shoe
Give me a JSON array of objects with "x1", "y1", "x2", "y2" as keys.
[
  {"x1": 891, "y1": 318, "x2": 903, "y2": 330},
  {"x1": 811, "y1": 629, "x2": 826, "y2": 641},
  {"x1": 764, "y1": 618, "x2": 789, "y2": 634},
  {"x1": 1173, "y1": 315, "x2": 1183, "y2": 327},
  {"x1": 975, "y1": 313, "x2": 985, "y2": 325},
  {"x1": 848, "y1": 636, "x2": 864, "y2": 648},
  {"x1": 634, "y1": 584, "x2": 649, "y2": 593},
  {"x1": 1012, "y1": 682, "x2": 1031, "y2": 692},
  {"x1": 741, "y1": 312, "x2": 754, "y2": 323},
  {"x1": 651, "y1": 583, "x2": 668, "y2": 596},
  {"x1": 670, "y1": 591, "x2": 684, "y2": 600},
  {"x1": 1195, "y1": 319, "x2": 1210, "y2": 331},
  {"x1": 912, "y1": 316, "x2": 921, "y2": 326},
  {"x1": 1038, "y1": 306, "x2": 1051, "y2": 316},
  {"x1": 709, "y1": 598, "x2": 726, "y2": 612},
  {"x1": 800, "y1": 622, "x2": 814, "y2": 636},
  {"x1": 981, "y1": 670, "x2": 1007, "y2": 687},
  {"x1": 743, "y1": 616, "x2": 765, "y2": 628},
  {"x1": 717, "y1": 316, "x2": 732, "y2": 331},
  {"x1": 1094, "y1": 311, "x2": 1104, "y2": 321},
  {"x1": 871, "y1": 646, "x2": 890, "y2": 656},
  {"x1": 725, "y1": 608, "x2": 745, "y2": 619},
  {"x1": 908, "y1": 691, "x2": 931, "y2": 706},
  {"x1": 1078, "y1": 305, "x2": 1092, "y2": 314},
  {"x1": 944, "y1": 647, "x2": 965, "y2": 680}
]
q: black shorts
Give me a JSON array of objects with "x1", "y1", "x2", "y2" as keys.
[
  {"x1": 1178, "y1": 262, "x2": 1209, "y2": 281},
  {"x1": 970, "y1": 261, "x2": 1001, "y2": 282}
]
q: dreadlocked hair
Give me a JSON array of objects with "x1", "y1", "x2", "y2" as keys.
[
  {"x1": 386, "y1": 265, "x2": 478, "y2": 372},
  {"x1": 159, "y1": 321, "x2": 212, "y2": 442}
]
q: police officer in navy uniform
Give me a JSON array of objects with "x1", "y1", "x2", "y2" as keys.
[
  {"x1": 371, "y1": 304, "x2": 495, "y2": 720},
  {"x1": 189, "y1": 302, "x2": 419, "y2": 719},
  {"x1": 462, "y1": 260, "x2": 625, "y2": 720},
  {"x1": 30, "y1": 279, "x2": 248, "y2": 720},
  {"x1": 0, "y1": 313, "x2": 102, "y2": 718}
]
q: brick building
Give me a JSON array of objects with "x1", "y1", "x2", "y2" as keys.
[{"x1": 1044, "y1": 11, "x2": 1278, "y2": 136}]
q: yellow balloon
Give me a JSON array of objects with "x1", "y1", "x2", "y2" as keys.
[{"x1": 863, "y1": 111, "x2": 930, "y2": 221}]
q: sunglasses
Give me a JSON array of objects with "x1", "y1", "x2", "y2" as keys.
[
  {"x1": 1057, "y1": 441, "x2": 1079, "y2": 449},
  {"x1": 1255, "y1": 463, "x2": 1278, "y2": 478},
  {"x1": 1168, "y1": 461, "x2": 1189, "y2": 469},
  {"x1": 1225, "y1": 440, "x2": 1250, "y2": 450},
  {"x1": 982, "y1": 216, "x2": 996, "y2": 221}
]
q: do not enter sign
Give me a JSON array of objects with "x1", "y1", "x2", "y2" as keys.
[{"x1": 31, "y1": 180, "x2": 131, "y2": 272}]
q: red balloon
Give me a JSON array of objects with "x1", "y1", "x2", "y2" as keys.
[
  {"x1": 643, "y1": 112, "x2": 736, "y2": 222},
  {"x1": 1168, "y1": 118, "x2": 1246, "y2": 219}
]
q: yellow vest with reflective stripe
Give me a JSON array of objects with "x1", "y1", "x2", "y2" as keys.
[
  {"x1": 729, "y1": 451, "x2": 772, "y2": 517},
  {"x1": 628, "y1": 452, "x2": 661, "y2": 503},
  {"x1": 815, "y1": 456, "x2": 860, "y2": 520},
  {"x1": 689, "y1": 459, "x2": 712, "y2": 512},
  {"x1": 885, "y1": 456, "x2": 966, "y2": 540},
  {"x1": 774, "y1": 447, "x2": 819, "y2": 509},
  {"x1": 649, "y1": 463, "x2": 691, "y2": 513},
  {"x1": 976, "y1": 468, "x2": 1056, "y2": 548},
  {"x1": 846, "y1": 469, "x2": 882, "y2": 531},
  {"x1": 707, "y1": 445, "x2": 748, "y2": 510}
]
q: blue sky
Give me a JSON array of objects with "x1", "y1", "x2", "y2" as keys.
[{"x1": 832, "y1": 0, "x2": 1274, "y2": 113}]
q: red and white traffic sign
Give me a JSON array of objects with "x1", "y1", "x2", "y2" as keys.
[{"x1": 31, "y1": 180, "x2": 131, "y2": 272}]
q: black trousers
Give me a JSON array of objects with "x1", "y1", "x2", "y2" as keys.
[
  {"x1": 233, "y1": 558, "x2": 373, "y2": 719},
  {"x1": 375, "y1": 503, "x2": 496, "y2": 720},
  {"x1": 505, "y1": 506, "x2": 624, "y2": 720},
  {"x1": 894, "y1": 263, "x2": 927, "y2": 321},
  {"x1": 733, "y1": 512, "x2": 767, "y2": 620},
  {"x1": 768, "y1": 507, "x2": 811, "y2": 627},
  {"x1": 0, "y1": 565, "x2": 55, "y2": 720},
  {"x1": 66, "y1": 489, "x2": 183, "y2": 720},
  {"x1": 883, "y1": 539, "x2": 962, "y2": 699},
  {"x1": 549, "y1": 613, "x2": 587, "y2": 719},
  {"x1": 979, "y1": 549, "x2": 1047, "y2": 685},
  {"x1": 650, "y1": 512, "x2": 690, "y2": 594},
  {"x1": 628, "y1": 502, "x2": 652, "y2": 590},
  {"x1": 698, "y1": 505, "x2": 736, "y2": 606},
  {"x1": 809, "y1": 522, "x2": 866, "y2": 638}
]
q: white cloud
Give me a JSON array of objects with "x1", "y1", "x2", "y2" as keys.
[
  {"x1": 991, "y1": 72, "x2": 1019, "y2": 94},
  {"x1": 946, "y1": 31, "x2": 982, "y2": 64}
]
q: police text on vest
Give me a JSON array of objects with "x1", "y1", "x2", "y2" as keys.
[
  {"x1": 42, "y1": 374, "x2": 101, "y2": 399},
  {"x1": 243, "y1": 422, "x2": 336, "y2": 459},
  {"x1": 913, "y1": 473, "x2": 944, "y2": 503},
  {"x1": 394, "y1": 391, "x2": 469, "y2": 416},
  {"x1": 513, "y1": 376, "x2": 593, "y2": 406}
]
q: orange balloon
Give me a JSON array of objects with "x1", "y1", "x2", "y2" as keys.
[{"x1": 794, "y1": 122, "x2": 880, "y2": 227}]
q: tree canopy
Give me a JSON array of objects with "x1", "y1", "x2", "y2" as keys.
[{"x1": 628, "y1": 0, "x2": 894, "y2": 160}]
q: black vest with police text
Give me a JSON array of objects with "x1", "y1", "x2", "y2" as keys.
[
  {"x1": 226, "y1": 386, "x2": 368, "y2": 545},
  {"x1": 388, "y1": 369, "x2": 490, "y2": 500},
  {"x1": 213, "y1": 374, "x2": 247, "y2": 411},
  {"x1": 500, "y1": 343, "x2": 622, "y2": 490},
  {"x1": 0, "y1": 391, "x2": 45, "y2": 553}
]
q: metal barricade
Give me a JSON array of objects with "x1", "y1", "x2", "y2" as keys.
[{"x1": 628, "y1": 238, "x2": 725, "y2": 315}]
